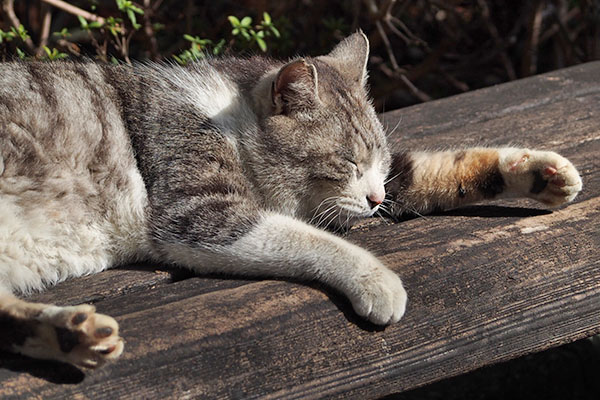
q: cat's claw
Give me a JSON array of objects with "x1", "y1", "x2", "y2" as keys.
[
  {"x1": 33, "y1": 304, "x2": 124, "y2": 368},
  {"x1": 349, "y1": 264, "x2": 407, "y2": 325}
]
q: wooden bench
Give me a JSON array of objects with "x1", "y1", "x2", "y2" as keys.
[{"x1": 1, "y1": 61, "x2": 598, "y2": 399}]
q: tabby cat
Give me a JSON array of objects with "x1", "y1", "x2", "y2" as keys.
[{"x1": 0, "y1": 33, "x2": 582, "y2": 368}]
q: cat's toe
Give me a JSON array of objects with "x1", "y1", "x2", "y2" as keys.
[
  {"x1": 39, "y1": 304, "x2": 124, "y2": 368},
  {"x1": 532, "y1": 157, "x2": 582, "y2": 206},
  {"x1": 350, "y1": 266, "x2": 407, "y2": 325}
]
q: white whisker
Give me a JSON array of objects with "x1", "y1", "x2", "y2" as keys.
[
  {"x1": 320, "y1": 207, "x2": 340, "y2": 230},
  {"x1": 376, "y1": 211, "x2": 390, "y2": 225},
  {"x1": 381, "y1": 197, "x2": 429, "y2": 220},
  {"x1": 316, "y1": 205, "x2": 338, "y2": 229},
  {"x1": 384, "y1": 171, "x2": 402, "y2": 185},
  {"x1": 309, "y1": 197, "x2": 338, "y2": 225},
  {"x1": 385, "y1": 115, "x2": 403, "y2": 138}
]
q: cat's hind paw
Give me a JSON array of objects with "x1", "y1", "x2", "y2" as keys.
[
  {"x1": 349, "y1": 264, "x2": 407, "y2": 325},
  {"x1": 500, "y1": 149, "x2": 583, "y2": 207},
  {"x1": 24, "y1": 304, "x2": 124, "y2": 368}
]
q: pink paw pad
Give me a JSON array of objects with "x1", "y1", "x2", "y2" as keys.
[
  {"x1": 509, "y1": 154, "x2": 529, "y2": 171},
  {"x1": 543, "y1": 166, "x2": 557, "y2": 176}
]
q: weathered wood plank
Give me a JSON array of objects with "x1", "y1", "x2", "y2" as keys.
[{"x1": 1, "y1": 61, "x2": 599, "y2": 399}]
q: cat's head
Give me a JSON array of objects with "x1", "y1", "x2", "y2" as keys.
[{"x1": 252, "y1": 32, "x2": 391, "y2": 229}]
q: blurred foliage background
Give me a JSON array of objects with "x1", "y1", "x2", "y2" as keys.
[{"x1": 1, "y1": 0, "x2": 599, "y2": 112}]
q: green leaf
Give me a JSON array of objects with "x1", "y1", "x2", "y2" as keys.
[
  {"x1": 12, "y1": 25, "x2": 30, "y2": 41},
  {"x1": 255, "y1": 37, "x2": 267, "y2": 52},
  {"x1": 47, "y1": 47, "x2": 68, "y2": 60},
  {"x1": 105, "y1": 17, "x2": 121, "y2": 36},
  {"x1": 228, "y1": 16, "x2": 240, "y2": 26},
  {"x1": 53, "y1": 27, "x2": 71, "y2": 38},
  {"x1": 127, "y1": 9, "x2": 140, "y2": 29},
  {"x1": 0, "y1": 29, "x2": 16, "y2": 43},
  {"x1": 77, "y1": 15, "x2": 89, "y2": 29},
  {"x1": 263, "y1": 12, "x2": 271, "y2": 24},
  {"x1": 16, "y1": 47, "x2": 26, "y2": 59},
  {"x1": 42, "y1": 46, "x2": 67, "y2": 60},
  {"x1": 173, "y1": 54, "x2": 185, "y2": 65},
  {"x1": 213, "y1": 39, "x2": 226, "y2": 55},
  {"x1": 241, "y1": 16, "x2": 252, "y2": 27},
  {"x1": 130, "y1": 5, "x2": 144, "y2": 14},
  {"x1": 270, "y1": 26, "x2": 280, "y2": 38}
]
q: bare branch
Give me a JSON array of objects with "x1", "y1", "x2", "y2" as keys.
[
  {"x1": 375, "y1": 20, "x2": 400, "y2": 70},
  {"x1": 380, "y1": 0, "x2": 397, "y2": 18},
  {"x1": 56, "y1": 38, "x2": 81, "y2": 56},
  {"x1": 378, "y1": 62, "x2": 431, "y2": 102},
  {"x1": 398, "y1": 73, "x2": 432, "y2": 102},
  {"x1": 389, "y1": 16, "x2": 426, "y2": 46},
  {"x1": 385, "y1": 18, "x2": 411, "y2": 44},
  {"x1": 40, "y1": 0, "x2": 105, "y2": 25},
  {"x1": 477, "y1": 0, "x2": 517, "y2": 80},
  {"x1": 143, "y1": 0, "x2": 159, "y2": 60},
  {"x1": 37, "y1": 3, "x2": 53, "y2": 56},
  {"x1": 439, "y1": 69, "x2": 469, "y2": 92},
  {"x1": 552, "y1": 5, "x2": 585, "y2": 62}
]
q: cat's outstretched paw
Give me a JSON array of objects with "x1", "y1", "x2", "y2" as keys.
[
  {"x1": 348, "y1": 263, "x2": 407, "y2": 325},
  {"x1": 500, "y1": 149, "x2": 582, "y2": 206},
  {"x1": 27, "y1": 304, "x2": 124, "y2": 368}
]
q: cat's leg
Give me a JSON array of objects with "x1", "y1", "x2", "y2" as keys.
[
  {"x1": 385, "y1": 148, "x2": 583, "y2": 216},
  {"x1": 155, "y1": 209, "x2": 407, "y2": 325},
  {"x1": 0, "y1": 290, "x2": 123, "y2": 368},
  {"x1": 0, "y1": 194, "x2": 128, "y2": 367},
  {"x1": 233, "y1": 213, "x2": 407, "y2": 325}
]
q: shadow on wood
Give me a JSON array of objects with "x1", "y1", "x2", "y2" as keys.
[{"x1": 0, "y1": 352, "x2": 84, "y2": 385}]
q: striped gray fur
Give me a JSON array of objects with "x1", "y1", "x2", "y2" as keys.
[{"x1": 0, "y1": 33, "x2": 392, "y2": 296}]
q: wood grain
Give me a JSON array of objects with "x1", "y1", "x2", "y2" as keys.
[{"x1": 1, "y1": 62, "x2": 599, "y2": 399}]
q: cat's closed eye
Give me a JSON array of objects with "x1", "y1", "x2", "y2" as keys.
[{"x1": 345, "y1": 157, "x2": 362, "y2": 177}]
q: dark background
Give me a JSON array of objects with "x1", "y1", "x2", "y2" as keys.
[{"x1": 1, "y1": 0, "x2": 599, "y2": 112}]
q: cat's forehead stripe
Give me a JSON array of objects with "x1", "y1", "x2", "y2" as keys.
[{"x1": 329, "y1": 85, "x2": 379, "y2": 153}]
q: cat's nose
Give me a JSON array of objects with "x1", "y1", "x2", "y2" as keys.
[{"x1": 366, "y1": 192, "x2": 384, "y2": 209}]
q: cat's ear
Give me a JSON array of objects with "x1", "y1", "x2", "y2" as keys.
[
  {"x1": 325, "y1": 31, "x2": 369, "y2": 85},
  {"x1": 272, "y1": 58, "x2": 319, "y2": 114}
]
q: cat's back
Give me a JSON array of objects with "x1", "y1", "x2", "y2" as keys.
[
  {"x1": 0, "y1": 62, "x2": 150, "y2": 293},
  {"x1": 0, "y1": 61, "x2": 130, "y2": 169},
  {"x1": 0, "y1": 61, "x2": 143, "y2": 205}
]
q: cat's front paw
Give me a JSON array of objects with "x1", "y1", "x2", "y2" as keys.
[
  {"x1": 500, "y1": 149, "x2": 582, "y2": 206},
  {"x1": 34, "y1": 304, "x2": 124, "y2": 368},
  {"x1": 347, "y1": 262, "x2": 407, "y2": 325}
]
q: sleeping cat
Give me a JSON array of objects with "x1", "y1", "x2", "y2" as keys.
[{"x1": 0, "y1": 33, "x2": 582, "y2": 368}]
